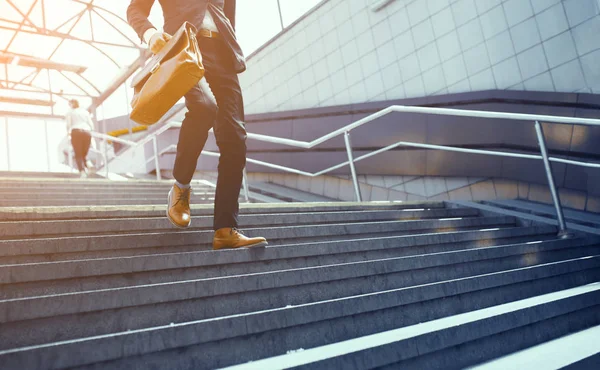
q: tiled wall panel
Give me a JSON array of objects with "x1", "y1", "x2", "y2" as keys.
[{"x1": 240, "y1": 0, "x2": 600, "y2": 114}]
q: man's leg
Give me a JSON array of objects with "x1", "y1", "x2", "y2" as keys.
[
  {"x1": 167, "y1": 79, "x2": 216, "y2": 228},
  {"x1": 71, "y1": 130, "x2": 85, "y2": 173},
  {"x1": 202, "y1": 49, "x2": 267, "y2": 249}
]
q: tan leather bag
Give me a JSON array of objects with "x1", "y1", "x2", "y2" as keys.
[{"x1": 130, "y1": 22, "x2": 204, "y2": 125}]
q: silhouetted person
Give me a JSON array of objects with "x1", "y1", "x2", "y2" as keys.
[
  {"x1": 127, "y1": 0, "x2": 267, "y2": 249},
  {"x1": 65, "y1": 99, "x2": 93, "y2": 178}
]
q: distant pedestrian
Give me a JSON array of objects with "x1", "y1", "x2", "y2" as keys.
[{"x1": 65, "y1": 99, "x2": 94, "y2": 178}]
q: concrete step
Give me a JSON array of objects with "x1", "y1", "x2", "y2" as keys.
[
  {"x1": 249, "y1": 182, "x2": 337, "y2": 202},
  {"x1": 1, "y1": 258, "x2": 598, "y2": 369},
  {"x1": 0, "y1": 226, "x2": 557, "y2": 269},
  {"x1": 468, "y1": 325, "x2": 600, "y2": 370},
  {"x1": 0, "y1": 216, "x2": 518, "y2": 257},
  {"x1": 1, "y1": 237, "x2": 594, "y2": 326},
  {"x1": 484, "y1": 199, "x2": 600, "y2": 228},
  {"x1": 0, "y1": 208, "x2": 479, "y2": 238},
  {"x1": 217, "y1": 283, "x2": 600, "y2": 370},
  {"x1": 0, "y1": 232, "x2": 560, "y2": 299},
  {"x1": 0, "y1": 198, "x2": 220, "y2": 206},
  {"x1": 0, "y1": 190, "x2": 216, "y2": 201},
  {"x1": 0, "y1": 201, "x2": 446, "y2": 221}
]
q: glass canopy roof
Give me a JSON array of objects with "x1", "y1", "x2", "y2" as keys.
[{"x1": 0, "y1": 0, "x2": 322, "y2": 118}]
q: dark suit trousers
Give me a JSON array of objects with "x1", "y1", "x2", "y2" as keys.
[{"x1": 172, "y1": 37, "x2": 247, "y2": 230}]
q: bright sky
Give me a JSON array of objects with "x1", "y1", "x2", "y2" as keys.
[{"x1": 0, "y1": 0, "x2": 322, "y2": 171}]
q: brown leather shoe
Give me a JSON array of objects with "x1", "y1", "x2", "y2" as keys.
[
  {"x1": 213, "y1": 228, "x2": 268, "y2": 250},
  {"x1": 167, "y1": 184, "x2": 191, "y2": 228}
]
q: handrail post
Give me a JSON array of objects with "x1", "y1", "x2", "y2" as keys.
[
  {"x1": 534, "y1": 121, "x2": 570, "y2": 238},
  {"x1": 242, "y1": 168, "x2": 250, "y2": 203},
  {"x1": 104, "y1": 139, "x2": 109, "y2": 178},
  {"x1": 152, "y1": 136, "x2": 162, "y2": 181},
  {"x1": 344, "y1": 131, "x2": 362, "y2": 202}
]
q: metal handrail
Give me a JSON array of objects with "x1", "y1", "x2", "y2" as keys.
[{"x1": 149, "y1": 104, "x2": 600, "y2": 238}]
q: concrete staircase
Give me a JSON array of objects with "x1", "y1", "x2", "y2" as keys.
[
  {"x1": 0, "y1": 177, "x2": 222, "y2": 207},
  {"x1": 0, "y1": 176, "x2": 599, "y2": 369}
]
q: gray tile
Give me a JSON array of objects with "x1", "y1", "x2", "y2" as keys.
[
  {"x1": 309, "y1": 176, "x2": 326, "y2": 195},
  {"x1": 563, "y1": 0, "x2": 599, "y2": 27},
  {"x1": 524, "y1": 71, "x2": 555, "y2": 91},
  {"x1": 416, "y1": 42, "x2": 441, "y2": 71},
  {"x1": 381, "y1": 62, "x2": 403, "y2": 91},
  {"x1": 475, "y1": 0, "x2": 503, "y2": 15},
  {"x1": 447, "y1": 78, "x2": 471, "y2": 93},
  {"x1": 422, "y1": 65, "x2": 447, "y2": 94},
  {"x1": 365, "y1": 72, "x2": 386, "y2": 98},
  {"x1": 345, "y1": 59, "x2": 364, "y2": 86},
  {"x1": 436, "y1": 31, "x2": 461, "y2": 61},
  {"x1": 443, "y1": 54, "x2": 468, "y2": 85},
  {"x1": 336, "y1": 19, "x2": 356, "y2": 47},
  {"x1": 530, "y1": 0, "x2": 562, "y2": 13},
  {"x1": 464, "y1": 42, "x2": 491, "y2": 75},
  {"x1": 572, "y1": 16, "x2": 600, "y2": 56},
  {"x1": 458, "y1": 18, "x2": 485, "y2": 50},
  {"x1": 451, "y1": 0, "x2": 478, "y2": 26},
  {"x1": 332, "y1": 0, "x2": 352, "y2": 24},
  {"x1": 448, "y1": 186, "x2": 473, "y2": 201},
  {"x1": 494, "y1": 179, "x2": 519, "y2": 199},
  {"x1": 347, "y1": 81, "x2": 369, "y2": 104},
  {"x1": 542, "y1": 31, "x2": 578, "y2": 68},
  {"x1": 326, "y1": 49, "x2": 344, "y2": 74},
  {"x1": 341, "y1": 40, "x2": 360, "y2": 64},
  {"x1": 313, "y1": 58, "x2": 330, "y2": 83},
  {"x1": 377, "y1": 40, "x2": 399, "y2": 69},
  {"x1": 404, "y1": 177, "x2": 428, "y2": 196},
  {"x1": 492, "y1": 57, "x2": 522, "y2": 89},
  {"x1": 404, "y1": 75, "x2": 426, "y2": 97},
  {"x1": 412, "y1": 19, "x2": 436, "y2": 49},
  {"x1": 388, "y1": 189, "x2": 409, "y2": 201},
  {"x1": 316, "y1": 78, "x2": 334, "y2": 102},
  {"x1": 351, "y1": 13, "x2": 371, "y2": 35},
  {"x1": 360, "y1": 50, "x2": 381, "y2": 78},
  {"x1": 445, "y1": 177, "x2": 470, "y2": 191},
  {"x1": 431, "y1": 7, "x2": 456, "y2": 37},
  {"x1": 389, "y1": 7, "x2": 411, "y2": 37},
  {"x1": 323, "y1": 176, "x2": 341, "y2": 199},
  {"x1": 480, "y1": 5, "x2": 509, "y2": 40},
  {"x1": 359, "y1": 183, "x2": 373, "y2": 201},
  {"x1": 427, "y1": 0, "x2": 451, "y2": 15},
  {"x1": 517, "y1": 44, "x2": 549, "y2": 80},
  {"x1": 469, "y1": 67, "x2": 497, "y2": 90},
  {"x1": 580, "y1": 49, "x2": 600, "y2": 90},
  {"x1": 364, "y1": 175, "x2": 386, "y2": 188},
  {"x1": 398, "y1": 53, "x2": 421, "y2": 80},
  {"x1": 550, "y1": 58, "x2": 586, "y2": 92},
  {"x1": 536, "y1": 3, "x2": 570, "y2": 41},
  {"x1": 393, "y1": 30, "x2": 416, "y2": 59},
  {"x1": 470, "y1": 180, "x2": 498, "y2": 200},
  {"x1": 386, "y1": 82, "x2": 407, "y2": 99},
  {"x1": 372, "y1": 18, "x2": 394, "y2": 47},
  {"x1": 356, "y1": 29, "x2": 377, "y2": 56},
  {"x1": 407, "y1": 0, "x2": 430, "y2": 25},
  {"x1": 503, "y1": 0, "x2": 535, "y2": 27},
  {"x1": 424, "y1": 177, "x2": 448, "y2": 196},
  {"x1": 370, "y1": 186, "x2": 390, "y2": 201},
  {"x1": 486, "y1": 30, "x2": 516, "y2": 65},
  {"x1": 510, "y1": 17, "x2": 542, "y2": 53}
]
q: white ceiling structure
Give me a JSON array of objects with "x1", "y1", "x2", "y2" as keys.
[{"x1": 0, "y1": 0, "x2": 149, "y2": 117}]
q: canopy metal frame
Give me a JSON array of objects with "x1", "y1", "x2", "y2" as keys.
[{"x1": 0, "y1": 0, "x2": 148, "y2": 114}]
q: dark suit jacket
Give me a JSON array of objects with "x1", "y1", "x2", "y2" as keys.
[{"x1": 127, "y1": 0, "x2": 246, "y2": 73}]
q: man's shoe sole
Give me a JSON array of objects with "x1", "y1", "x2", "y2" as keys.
[
  {"x1": 166, "y1": 190, "x2": 191, "y2": 229},
  {"x1": 213, "y1": 240, "x2": 268, "y2": 250}
]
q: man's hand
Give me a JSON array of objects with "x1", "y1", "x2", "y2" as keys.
[{"x1": 147, "y1": 30, "x2": 172, "y2": 54}]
